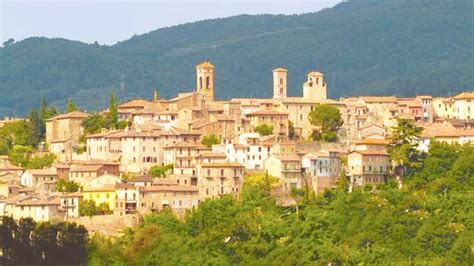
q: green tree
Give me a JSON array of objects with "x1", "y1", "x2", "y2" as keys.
[
  {"x1": 201, "y1": 134, "x2": 220, "y2": 147},
  {"x1": 79, "y1": 199, "x2": 97, "y2": 217},
  {"x1": 81, "y1": 113, "x2": 105, "y2": 135},
  {"x1": 254, "y1": 124, "x2": 274, "y2": 136},
  {"x1": 27, "y1": 153, "x2": 56, "y2": 169},
  {"x1": 288, "y1": 121, "x2": 298, "y2": 140},
  {"x1": 308, "y1": 104, "x2": 343, "y2": 142},
  {"x1": 66, "y1": 98, "x2": 77, "y2": 113},
  {"x1": 338, "y1": 169, "x2": 348, "y2": 192},
  {"x1": 96, "y1": 202, "x2": 112, "y2": 215},
  {"x1": 9, "y1": 145, "x2": 33, "y2": 167},
  {"x1": 105, "y1": 92, "x2": 118, "y2": 129},
  {"x1": 149, "y1": 164, "x2": 174, "y2": 178},
  {"x1": 27, "y1": 108, "x2": 42, "y2": 147},
  {"x1": 56, "y1": 179, "x2": 80, "y2": 192},
  {"x1": 388, "y1": 118, "x2": 423, "y2": 176}
]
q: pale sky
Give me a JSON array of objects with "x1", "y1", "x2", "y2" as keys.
[{"x1": 0, "y1": 0, "x2": 341, "y2": 45}]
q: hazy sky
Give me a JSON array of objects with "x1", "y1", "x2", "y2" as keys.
[{"x1": 0, "y1": 0, "x2": 341, "y2": 45}]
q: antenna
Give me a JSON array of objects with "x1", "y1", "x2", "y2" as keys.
[{"x1": 120, "y1": 74, "x2": 125, "y2": 94}]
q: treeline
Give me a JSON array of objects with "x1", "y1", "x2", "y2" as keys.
[
  {"x1": 87, "y1": 141, "x2": 474, "y2": 265},
  {"x1": 1, "y1": 0, "x2": 473, "y2": 115},
  {"x1": 0, "y1": 217, "x2": 88, "y2": 266}
]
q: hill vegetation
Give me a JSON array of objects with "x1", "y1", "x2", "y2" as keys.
[
  {"x1": 1, "y1": 0, "x2": 473, "y2": 116},
  {"x1": 87, "y1": 141, "x2": 474, "y2": 265}
]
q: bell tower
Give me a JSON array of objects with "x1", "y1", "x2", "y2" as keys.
[
  {"x1": 303, "y1": 71, "x2": 327, "y2": 100},
  {"x1": 196, "y1": 61, "x2": 215, "y2": 102},
  {"x1": 273, "y1": 67, "x2": 287, "y2": 99}
]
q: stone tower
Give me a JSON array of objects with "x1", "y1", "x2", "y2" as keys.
[
  {"x1": 303, "y1": 71, "x2": 327, "y2": 101},
  {"x1": 196, "y1": 61, "x2": 215, "y2": 102},
  {"x1": 273, "y1": 67, "x2": 288, "y2": 99}
]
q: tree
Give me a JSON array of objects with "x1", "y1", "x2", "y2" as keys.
[
  {"x1": 338, "y1": 169, "x2": 348, "y2": 192},
  {"x1": 9, "y1": 145, "x2": 33, "y2": 167},
  {"x1": 254, "y1": 124, "x2": 273, "y2": 136},
  {"x1": 105, "y1": 92, "x2": 118, "y2": 129},
  {"x1": 149, "y1": 164, "x2": 174, "y2": 178},
  {"x1": 28, "y1": 108, "x2": 42, "y2": 147},
  {"x1": 388, "y1": 118, "x2": 423, "y2": 177},
  {"x1": 288, "y1": 121, "x2": 298, "y2": 140},
  {"x1": 28, "y1": 153, "x2": 56, "y2": 169},
  {"x1": 66, "y1": 98, "x2": 77, "y2": 113},
  {"x1": 56, "y1": 179, "x2": 80, "y2": 192},
  {"x1": 96, "y1": 203, "x2": 112, "y2": 215},
  {"x1": 81, "y1": 113, "x2": 105, "y2": 135},
  {"x1": 79, "y1": 200, "x2": 97, "y2": 217},
  {"x1": 308, "y1": 104, "x2": 343, "y2": 142},
  {"x1": 201, "y1": 134, "x2": 220, "y2": 147},
  {"x1": 3, "y1": 38, "x2": 14, "y2": 47}
]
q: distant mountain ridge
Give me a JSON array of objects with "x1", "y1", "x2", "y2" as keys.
[{"x1": 0, "y1": 0, "x2": 473, "y2": 116}]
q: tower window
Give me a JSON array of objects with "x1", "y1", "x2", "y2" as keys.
[
  {"x1": 280, "y1": 78, "x2": 283, "y2": 85},
  {"x1": 199, "y1": 77, "x2": 203, "y2": 89},
  {"x1": 316, "y1": 77, "x2": 319, "y2": 84},
  {"x1": 280, "y1": 88, "x2": 283, "y2": 94},
  {"x1": 206, "y1": 76, "x2": 210, "y2": 89}
]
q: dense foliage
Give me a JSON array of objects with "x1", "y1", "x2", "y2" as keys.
[
  {"x1": 0, "y1": 216, "x2": 88, "y2": 265},
  {"x1": 87, "y1": 142, "x2": 474, "y2": 265},
  {"x1": 201, "y1": 134, "x2": 221, "y2": 148},
  {"x1": 254, "y1": 124, "x2": 274, "y2": 136},
  {"x1": 56, "y1": 179, "x2": 81, "y2": 192},
  {"x1": 149, "y1": 164, "x2": 174, "y2": 178},
  {"x1": 1, "y1": 0, "x2": 473, "y2": 116},
  {"x1": 309, "y1": 104, "x2": 343, "y2": 142}
]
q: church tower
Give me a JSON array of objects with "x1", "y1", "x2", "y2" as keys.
[
  {"x1": 303, "y1": 71, "x2": 327, "y2": 100},
  {"x1": 196, "y1": 61, "x2": 215, "y2": 102},
  {"x1": 273, "y1": 67, "x2": 288, "y2": 99}
]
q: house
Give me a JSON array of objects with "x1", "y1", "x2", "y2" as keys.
[
  {"x1": 196, "y1": 162, "x2": 244, "y2": 199},
  {"x1": 126, "y1": 174, "x2": 154, "y2": 187},
  {"x1": 46, "y1": 111, "x2": 88, "y2": 161},
  {"x1": 21, "y1": 169, "x2": 58, "y2": 192},
  {"x1": 82, "y1": 185, "x2": 116, "y2": 211},
  {"x1": 302, "y1": 150, "x2": 342, "y2": 193},
  {"x1": 264, "y1": 154, "x2": 302, "y2": 191},
  {"x1": 452, "y1": 92, "x2": 474, "y2": 120},
  {"x1": 138, "y1": 185, "x2": 199, "y2": 214},
  {"x1": 10, "y1": 195, "x2": 62, "y2": 222},
  {"x1": 347, "y1": 150, "x2": 390, "y2": 187},
  {"x1": 114, "y1": 183, "x2": 138, "y2": 215},
  {"x1": 68, "y1": 161, "x2": 119, "y2": 187},
  {"x1": 0, "y1": 163, "x2": 23, "y2": 176},
  {"x1": 246, "y1": 110, "x2": 289, "y2": 136},
  {"x1": 59, "y1": 192, "x2": 82, "y2": 218},
  {"x1": 88, "y1": 174, "x2": 122, "y2": 188}
]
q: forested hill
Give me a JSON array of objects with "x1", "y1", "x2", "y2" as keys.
[{"x1": 1, "y1": 0, "x2": 473, "y2": 116}]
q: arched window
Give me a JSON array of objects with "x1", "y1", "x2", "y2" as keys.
[
  {"x1": 280, "y1": 88, "x2": 283, "y2": 94},
  {"x1": 316, "y1": 77, "x2": 319, "y2": 84},
  {"x1": 199, "y1": 77, "x2": 203, "y2": 89},
  {"x1": 206, "y1": 76, "x2": 210, "y2": 89},
  {"x1": 280, "y1": 78, "x2": 283, "y2": 85}
]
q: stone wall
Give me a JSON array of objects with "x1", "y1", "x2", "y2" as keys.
[{"x1": 68, "y1": 214, "x2": 140, "y2": 236}]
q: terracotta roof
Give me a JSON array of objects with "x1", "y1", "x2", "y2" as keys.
[
  {"x1": 355, "y1": 139, "x2": 390, "y2": 145},
  {"x1": 115, "y1": 183, "x2": 135, "y2": 189},
  {"x1": 453, "y1": 92, "x2": 474, "y2": 100},
  {"x1": 359, "y1": 96, "x2": 398, "y2": 103},
  {"x1": 197, "y1": 152, "x2": 227, "y2": 158},
  {"x1": 128, "y1": 174, "x2": 154, "y2": 183},
  {"x1": 307, "y1": 71, "x2": 323, "y2": 76},
  {"x1": 199, "y1": 162, "x2": 244, "y2": 168},
  {"x1": 246, "y1": 110, "x2": 288, "y2": 116},
  {"x1": 70, "y1": 165, "x2": 102, "y2": 172},
  {"x1": 47, "y1": 111, "x2": 88, "y2": 121},
  {"x1": 273, "y1": 154, "x2": 301, "y2": 162},
  {"x1": 196, "y1": 61, "x2": 215, "y2": 69},
  {"x1": 60, "y1": 192, "x2": 83, "y2": 198},
  {"x1": 351, "y1": 150, "x2": 389, "y2": 156},
  {"x1": 0, "y1": 164, "x2": 23, "y2": 171},
  {"x1": 26, "y1": 169, "x2": 57, "y2": 176},
  {"x1": 83, "y1": 184, "x2": 115, "y2": 192},
  {"x1": 86, "y1": 130, "x2": 123, "y2": 138},
  {"x1": 139, "y1": 185, "x2": 198, "y2": 193},
  {"x1": 118, "y1": 99, "x2": 152, "y2": 109},
  {"x1": 273, "y1": 67, "x2": 288, "y2": 72},
  {"x1": 16, "y1": 196, "x2": 60, "y2": 206}
]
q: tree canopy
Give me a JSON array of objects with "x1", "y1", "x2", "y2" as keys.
[
  {"x1": 201, "y1": 134, "x2": 220, "y2": 148},
  {"x1": 254, "y1": 124, "x2": 273, "y2": 136},
  {"x1": 308, "y1": 104, "x2": 343, "y2": 142}
]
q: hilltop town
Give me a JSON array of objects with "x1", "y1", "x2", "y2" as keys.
[{"x1": 0, "y1": 61, "x2": 473, "y2": 232}]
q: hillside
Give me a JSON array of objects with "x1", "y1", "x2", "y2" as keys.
[{"x1": 1, "y1": 0, "x2": 473, "y2": 116}]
